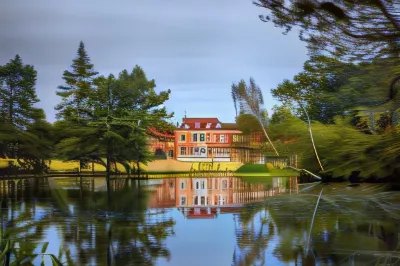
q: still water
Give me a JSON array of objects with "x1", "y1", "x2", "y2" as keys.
[{"x1": 1, "y1": 176, "x2": 399, "y2": 266}]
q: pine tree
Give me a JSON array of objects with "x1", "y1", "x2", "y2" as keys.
[
  {"x1": 0, "y1": 55, "x2": 52, "y2": 167},
  {"x1": 0, "y1": 54, "x2": 40, "y2": 128},
  {"x1": 56, "y1": 41, "x2": 98, "y2": 122}
]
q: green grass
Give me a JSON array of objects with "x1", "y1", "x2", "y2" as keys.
[
  {"x1": 235, "y1": 164, "x2": 268, "y2": 173},
  {"x1": 234, "y1": 163, "x2": 298, "y2": 177}
]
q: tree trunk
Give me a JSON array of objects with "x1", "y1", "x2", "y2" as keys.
[
  {"x1": 299, "y1": 102, "x2": 324, "y2": 171},
  {"x1": 136, "y1": 162, "x2": 140, "y2": 175},
  {"x1": 106, "y1": 154, "x2": 111, "y2": 192},
  {"x1": 258, "y1": 119, "x2": 279, "y2": 156}
]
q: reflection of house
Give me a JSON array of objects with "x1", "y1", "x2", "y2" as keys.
[
  {"x1": 174, "y1": 117, "x2": 264, "y2": 163},
  {"x1": 148, "y1": 177, "x2": 293, "y2": 218}
]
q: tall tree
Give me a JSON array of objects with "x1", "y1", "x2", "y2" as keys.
[
  {"x1": 55, "y1": 66, "x2": 173, "y2": 179},
  {"x1": 55, "y1": 41, "x2": 98, "y2": 122},
  {"x1": 233, "y1": 78, "x2": 279, "y2": 156},
  {"x1": 0, "y1": 55, "x2": 40, "y2": 128},
  {"x1": 0, "y1": 55, "x2": 51, "y2": 169}
]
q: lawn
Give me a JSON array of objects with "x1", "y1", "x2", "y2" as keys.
[{"x1": 234, "y1": 163, "x2": 299, "y2": 177}]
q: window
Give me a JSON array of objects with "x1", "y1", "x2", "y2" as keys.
[
  {"x1": 195, "y1": 122, "x2": 200, "y2": 128},
  {"x1": 216, "y1": 123, "x2": 222, "y2": 128},
  {"x1": 201, "y1": 196, "x2": 205, "y2": 205},
  {"x1": 206, "y1": 123, "x2": 212, "y2": 128},
  {"x1": 196, "y1": 181, "x2": 199, "y2": 189},
  {"x1": 194, "y1": 147, "x2": 199, "y2": 155},
  {"x1": 201, "y1": 181, "x2": 205, "y2": 189},
  {"x1": 181, "y1": 196, "x2": 186, "y2": 205},
  {"x1": 206, "y1": 134, "x2": 210, "y2": 142},
  {"x1": 184, "y1": 124, "x2": 190, "y2": 129},
  {"x1": 194, "y1": 196, "x2": 199, "y2": 205},
  {"x1": 220, "y1": 135, "x2": 225, "y2": 143},
  {"x1": 180, "y1": 147, "x2": 186, "y2": 155},
  {"x1": 181, "y1": 182, "x2": 185, "y2": 189},
  {"x1": 192, "y1": 133, "x2": 198, "y2": 142},
  {"x1": 222, "y1": 180, "x2": 228, "y2": 189},
  {"x1": 180, "y1": 134, "x2": 186, "y2": 141},
  {"x1": 190, "y1": 147, "x2": 194, "y2": 155},
  {"x1": 200, "y1": 133, "x2": 205, "y2": 142}
]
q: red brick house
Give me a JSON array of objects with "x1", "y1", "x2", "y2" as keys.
[{"x1": 174, "y1": 117, "x2": 253, "y2": 162}]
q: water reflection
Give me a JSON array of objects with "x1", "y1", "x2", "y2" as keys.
[{"x1": 1, "y1": 177, "x2": 398, "y2": 265}]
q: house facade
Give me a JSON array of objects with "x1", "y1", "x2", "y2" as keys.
[
  {"x1": 173, "y1": 117, "x2": 266, "y2": 163},
  {"x1": 174, "y1": 118, "x2": 242, "y2": 162}
]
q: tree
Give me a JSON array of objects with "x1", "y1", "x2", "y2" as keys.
[
  {"x1": 254, "y1": 0, "x2": 400, "y2": 61},
  {"x1": 0, "y1": 55, "x2": 52, "y2": 172},
  {"x1": 0, "y1": 55, "x2": 40, "y2": 128},
  {"x1": 55, "y1": 41, "x2": 98, "y2": 122},
  {"x1": 54, "y1": 66, "x2": 173, "y2": 180},
  {"x1": 233, "y1": 78, "x2": 279, "y2": 156}
]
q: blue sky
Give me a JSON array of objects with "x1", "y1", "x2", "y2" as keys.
[{"x1": 0, "y1": 0, "x2": 308, "y2": 124}]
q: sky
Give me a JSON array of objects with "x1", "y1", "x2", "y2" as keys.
[{"x1": 0, "y1": 0, "x2": 308, "y2": 124}]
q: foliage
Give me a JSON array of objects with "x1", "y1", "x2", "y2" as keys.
[
  {"x1": 53, "y1": 47, "x2": 173, "y2": 176},
  {"x1": 0, "y1": 55, "x2": 52, "y2": 173},
  {"x1": 235, "y1": 114, "x2": 263, "y2": 135},
  {"x1": 269, "y1": 115, "x2": 400, "y2": 178},
  {"x1": 55, "y1": 41, "x2": 99, "y2": 122},
  {"x1": 269, "y1": 104, "x2": 296, "y2": 125},
  {"x1": 254, "y1": 0, "x2": 400, "y2": 61}
]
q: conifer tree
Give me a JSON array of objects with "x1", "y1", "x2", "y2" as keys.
[
  {"x1": 0, "y1": 54, "x2": 40, "y2": 128},
  {"x1": 0, "y1": 55, "x2": 52, "y2": 171},
  {"x1": 56, "y1": 41, "x2": 98, "y2": 122}
]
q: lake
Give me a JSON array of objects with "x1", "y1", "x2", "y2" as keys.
[{"x1": 1, "y1": 176, "x2": 399, "y2": 266}]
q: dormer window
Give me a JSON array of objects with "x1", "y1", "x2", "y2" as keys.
[
  {"x1": 184, "y1": 124, "x2": 190, "y2": 129},
  {"x1": 195, "y1": 122, "x2": 200, "y2": 128},
  {"x1": 206, "y1": 123, "x2": 212, "y2": 128},
  {"x1": 216, "y1": 123, "x2": 221, "y2": 129}
]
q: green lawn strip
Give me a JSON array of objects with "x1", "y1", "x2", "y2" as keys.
[
  {"x1": 234, "y1": 171, "x2": 297, "y2": 177},
  {"x1": 235, "y1": 164, "x2": 268, "y2": 173}
]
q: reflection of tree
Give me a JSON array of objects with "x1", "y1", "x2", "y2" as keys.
[
  {"x1": 0, "y1": 178, "x2": 68, "y2": 265},
  {"x1": 0, "y1": 177, "x2": 175, "y2": 266},
  {"x1": 57, "y1": 178, "x2": 175, "y2": 265},
  {"x1": 232, "y1": 205, "x2": 275, "y2": 266},
  {"x1": 232, "y1": 187, "x2": 400, "y2": 265}
]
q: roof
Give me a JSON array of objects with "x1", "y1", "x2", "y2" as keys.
[
  {"x1": 179, "y1": 117, "x2": 239, "y2": 130},
  {"x1": 182, "y1": 118, "x2": 220, "y2": 123}
]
